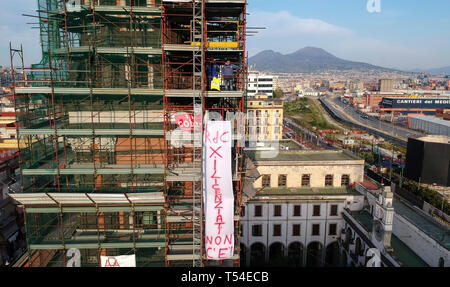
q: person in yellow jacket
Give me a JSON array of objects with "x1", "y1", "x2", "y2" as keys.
[{"x1": 206, "y1": 58, "x2": 220, "y2": 91}]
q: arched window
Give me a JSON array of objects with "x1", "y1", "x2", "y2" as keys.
[{"x1": 325, "y1": 175, "x2": 333, "y2": 186}]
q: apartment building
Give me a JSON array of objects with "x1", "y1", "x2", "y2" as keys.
[
  {"x1": 247, "y1": 71, "x2": 274, "y2": 98},
  {"x1": 247, "y1": 94, "x2": 283, "y2": 142}
]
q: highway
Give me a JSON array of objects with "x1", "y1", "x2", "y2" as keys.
[
  {"x1": 319, "y1": 96, "x2": 424, "y2": 147},
  {"x1": 330, "y1": 96, "x2": 424, "y2": 139}
]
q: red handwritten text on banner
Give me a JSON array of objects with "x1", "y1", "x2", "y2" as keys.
[{"x1": 204, "y1": 121, "x2": 234, "y2": 260}]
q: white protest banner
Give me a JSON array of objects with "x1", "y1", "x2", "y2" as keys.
[
  {"x1": 100, "y1": 254, "x2": 136, "y2": 267},
  {"x1": 204, "y1": 120, "x2": 234, "y2": 260}
]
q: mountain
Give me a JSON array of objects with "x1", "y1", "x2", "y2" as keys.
[
  {"x1": 410, "y1": 66, "x2": 450, "y2": 75},
  {"x1": 249, "y1": 47, "x2": 398, "y2": 73}
]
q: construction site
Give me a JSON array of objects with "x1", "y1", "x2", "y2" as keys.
[{"x1": 8, "y1": 0, "x2": 247, "y2": 267}]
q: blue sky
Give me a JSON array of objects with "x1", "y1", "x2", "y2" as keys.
[
  {"x1": 1, "y1": 0, "x2": 450, "y2": 70},
  {"x1": 247, "y1": 0, "x2": 450, "y2": 70}
]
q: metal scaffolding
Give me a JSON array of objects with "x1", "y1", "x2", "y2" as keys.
[
  {"x1": 162, "y1": 0, "x2": 246, "y2": 267},
  {"x1": 9, "y1": 0, "x2": 247, "y2": 267}
]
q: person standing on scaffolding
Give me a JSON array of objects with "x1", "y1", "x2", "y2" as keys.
[
  {"x1": 206, "y1": 58, "x2": 219, "y2": 90},
  {"x1": 222, "y1": 60, "x2": 240, "y2": 91}
]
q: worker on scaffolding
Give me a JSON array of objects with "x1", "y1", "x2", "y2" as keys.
[
  {"x1": 222, "y1": 60, "x2": 240, "y2": 91},
  {"x1": 206, "y1": 58, "x2": 219, "y2": 91}
]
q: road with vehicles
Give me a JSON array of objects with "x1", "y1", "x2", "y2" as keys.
[
  {"x1": 330, "y1": 96, "x2": 424, "y2": 139},
  {"x1": 319, "y1": 96, "x2": 422, "y2": 147}
]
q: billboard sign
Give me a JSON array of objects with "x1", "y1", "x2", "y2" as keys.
[{"x1": 381, "y1": 98, "x2": 450, "y2": 109}]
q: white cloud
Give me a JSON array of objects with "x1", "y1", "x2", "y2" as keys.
[
  {"x1": 247, "y1": 10, "x2": 450, "y2": 70},
  {"x1": 250, "y1": 11, "x2": 352, "y2": 36},
  {"x1": 247, "y1": 10, "x2": 352, "y2": 56}
]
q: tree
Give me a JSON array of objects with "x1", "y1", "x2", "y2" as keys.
[
  {"x1": 273, "y1": 88, "x2": 284, "y2": 99},
  {"x1": 361, "y1": 152, "x2": 375, "y2": 164}
]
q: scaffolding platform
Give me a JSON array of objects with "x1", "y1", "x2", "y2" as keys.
[
  {"x1": 15, "y1": 87, "x2": 163, "y2": 96},
  {"x1": 165, "y1": 89, "x2": 243, "y2": 98},
  {"x1": 19, "y1": 129, "x2": 164, "y2": 137},
  {"x1": 52, "y1": 46, "x2": 162, "y2": 55}
]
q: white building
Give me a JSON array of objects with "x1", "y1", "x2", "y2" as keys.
[
  {"x1": 341, "y1": 183, "x2": 449, "y2": 267},
  {"x1": 247, "y1": 71, "x2": 274, "y2": 98},
  {"x1": 240, "y1": 146, "x2": 366, "y2": 266},
  {"x1": 240, "y1": 141, "x2": 448, "y2": 267},
  {"x1": 302, "y1": 88, "x2": 320, "y2": 97}
]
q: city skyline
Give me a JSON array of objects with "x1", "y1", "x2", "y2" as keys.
[{"x1": 1, "y1": 0, "x2": 450, "y2": 71}]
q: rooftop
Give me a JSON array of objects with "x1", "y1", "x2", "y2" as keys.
[
  {"x1": 247, "y1": 150, "x2": 363, "y2": 163},
  {"x1": 351, "y1": 210, "x2": 373, "y2": 232},
  {"x1": 359, "y1": 178, "x2": 381, "y2": 191},
  {"x1": 390, "y1": 234, "x2": 429, "y2": 267},
  {"x1": 415, "y1": 134, "x2": 450, "y2": 144},
  {"x1": 246, "y1": 140, "x2": 305, "y2": 151},
  {"x1": 279, "y1": 140, "x2": 305, "y2": 151},
  {"x1": 410, "y1": 115, "x2": 450, "y2": 126},
  {"x1": 351, "y1": 209, "x2": 429, "y2": 267},
  {"x1": 393, "y1": 199, "x2": 450, "y2": 250}
]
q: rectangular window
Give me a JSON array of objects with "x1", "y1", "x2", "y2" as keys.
[
  {"x1": 262, "y1": 175, "x2": 271, "y2": 188},
  {"x1": 252, "y1": 225, "x2": 262, "y2": 237},
  {"x1": 273, "y1": 224, "x2": 281, "y2": 236},
  {"x1": 312, "y1": 224, "x2": 320, "y2": 236},
  {"x1": 241, "y1": 206, "x2": 246, "y2": 217},
  {"x1": 325, "y1": 174, "x2": 333, "y2": 187},
  {"x1": 313, "y1": 205, "x2": 321, "y2": 216},
  {"x1": 330, "y1": 205, "x2": 338, "y2": 216},
  {"x1": 278, "y1": 175, "x2": 287, "y2": 187},
  {"x1": 254, "y1": 205, "x2": 262, "y2": 217},
  {"x1": 329, "y1": 224, "x2": 337, "y2": 236},
  {"x1": 301, "y1": 174, "x2": 310, "y2": 187},
  {"x1": 292, "y1": 224, "x2": 301, "y2": 236},
  {"x1": 274, "y1": 205, "x2": 282, "y2": 217},
  {"x1": 293, "y1": 205, "x2": 301, "y2": 216},
  {"x1": 341, "y1": 175, "x2": 350, "y2": 186}
]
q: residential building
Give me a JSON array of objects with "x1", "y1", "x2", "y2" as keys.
[
  {"x1": 0, "y1": 156, "x2": 24, "y2": 267},
  {"x1": 379, "y1": 79, "x2": 394, "y2": 92},
  {"x1": 247, "y1": 94, "x2": 283, "y2": 142},
  {"x1": 247, "y1": 71, "x2": 274, "y2": 98}
]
